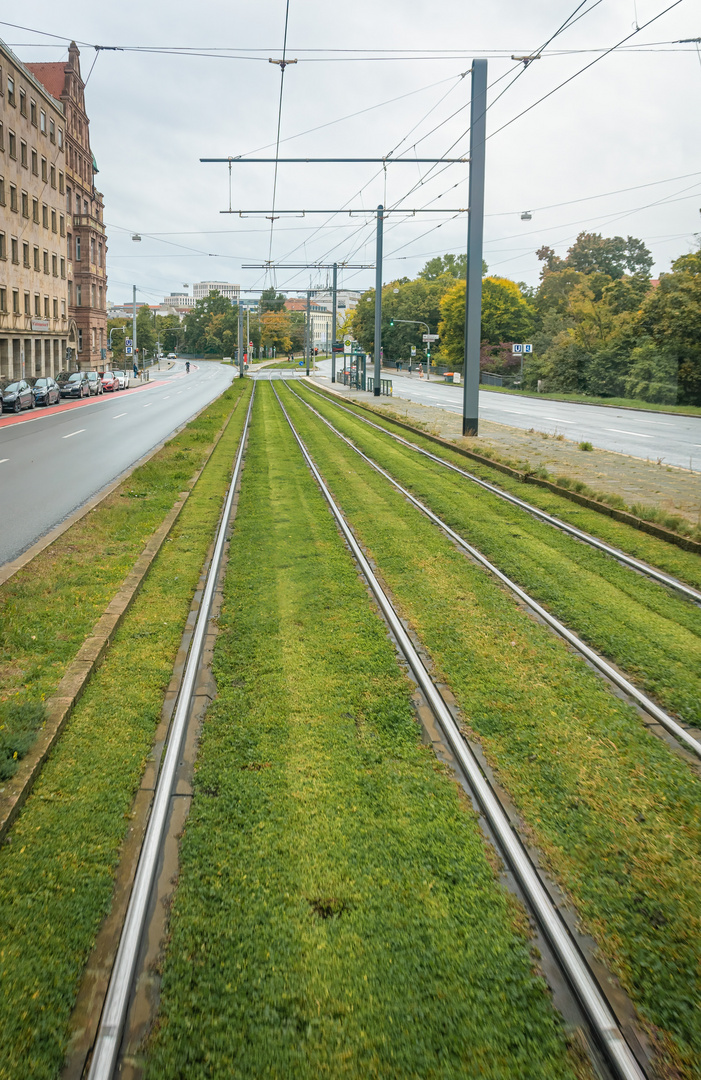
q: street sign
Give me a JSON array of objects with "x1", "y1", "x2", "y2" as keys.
[
  {"x1": 125, "y1": 338, "x2": 132, "y2": 347},
  {"x1": 343, "y1": 337, "x2": 353, "y2": 354},
  {"x1": 125, "y1": 346, "x2": 133, "y2": 356},
  {"x1": 410, "y1": 345, "x2": 416, "y2": 356},
  {"x1": 512, "y1": 343, "x2": 533, "y2": 354},
  {"x1": 422, "y1": 333, "x2": 439, "y2": 342},
  {"x1": 524, "y1": 343, "x2": 533, "y2": 353}
]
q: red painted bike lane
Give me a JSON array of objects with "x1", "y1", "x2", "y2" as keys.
[{"x1": 0, "y1": 378, "x2": 170, "y2": 430}]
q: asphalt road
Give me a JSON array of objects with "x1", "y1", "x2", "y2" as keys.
[
  {"x1": 0, "y1": 361, "x2": 234, "y2": 568},
  {"x1": 314, "y1": 359, "x2": 701, "y2": 470}
]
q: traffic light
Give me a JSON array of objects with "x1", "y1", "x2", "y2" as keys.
[{"x1": 389, "y1": 318, "x2": 394, "y2": 327}]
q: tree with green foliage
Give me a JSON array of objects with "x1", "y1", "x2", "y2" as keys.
[
  {"x1": 438, "y1": 276, "x2": 535, "y2": 365},
  {"x1": 418, "y1": 253, "x2": 488, "y2": 280},
  {"x1": 638, "y1": 247, "x2": 701, "y2": 404},
  {"x1": 182, "y1": 291, "x2": 237, "y2": 354},
  {"x1": 352, "y1": 275, "x2": 456, "y2": 361},
  {"x1": 260, "y1": 287, "x2": 286, "y2": 313},
  {"x1": 537, "y1": 232, "x2": 652, "y2": 280}
]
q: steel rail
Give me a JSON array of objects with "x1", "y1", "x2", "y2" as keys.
[
  {"x1": 271, "y1": 382, "x2": 647, "y2": 1080},
  {"x1": 283, "y1": 381, "x2": 701, "y2": 759},
  {"x1": 87, "y1": 384, "x2": 256, "y2": 1080},
  {"x1": 301, "y1": 381, "x2": 701, "y2": 605}
]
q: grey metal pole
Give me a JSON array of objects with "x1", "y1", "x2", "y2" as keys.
[
  {"x1": 331, "y1": 261, "x2": 338, "y2": 383},
  {"x1": 462, "y1": 59, "x2": 487, "y2": 436},
  {"x1": 238, "y1": 299, "x2": 243, "y2": 378},
  {"x1": 373, "y1": 205, "x2": 383, "y2": 396},
  {"x1": 305, "y1": 290, "x2": 311, "y2": 376},
  {"x1": 246, "y1": 306, "x2": 249, "y2": 366},
  {"x1": 132, "y1": 285, "x2": 138, "y2": 376}
]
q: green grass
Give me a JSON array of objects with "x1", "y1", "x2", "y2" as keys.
[
  {"x1": 145, "y1": 382, "x2": 584, "y2": 1080},
  {"x1": 265, "y1": 359, "x2": 315, "y2": 369},
  {"x1": 291, "y1": 383, "x2": 701, "y2": 730},
  {"x1": 475, "y1": 382, "x2": 701, "y2": 417},
  {"x1": 0, "y1": 382, "x2": 253, "y2": 1080},
  {"x1": 0, "y1": 382, "x2": 246, "y2": 779},
  {"x1": 307, "y1": 384, "x2": 701, "y2": 588},
  {"x1": 280, "y1": 382, "x2": 701, "y2": 1079}
]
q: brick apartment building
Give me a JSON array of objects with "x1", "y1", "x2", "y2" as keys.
[
  {"x1": 27, "y1": 42, "x2": 107, "y2": 370},
  {"x1": 0, "y1": 41, "x2": 76, "y2": 380}
]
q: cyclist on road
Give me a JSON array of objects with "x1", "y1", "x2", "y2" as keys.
[{"x1": 185, "y1": 361, "x2": 190, "y2": 373}]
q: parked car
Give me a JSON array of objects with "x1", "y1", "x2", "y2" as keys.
[
  {"x1": 60, "y1": 372, "x2": 91, "y2": 399},
  {"x1": 167, "y1": 352, "x2": 177, "y2": 359},
  {"x1": 1, "y1": 379, "x2": 35, "y2": 413},
  {"x1": 31, "y1": 376, "x2": 61, "y2": 407},
  {"x1": 112, "y1": 369, "x2": 129, "y2": 390},
  {"x1": 100, "y1": 370, "x2": 119, "y2": 392},
  {"x1": 86, "y1": 371, "x2": 103, "y2": 396}
]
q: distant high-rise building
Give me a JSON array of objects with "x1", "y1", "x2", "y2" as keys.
[{"x1": 193, "y1": 280, "x2": 240, "y2": 303}]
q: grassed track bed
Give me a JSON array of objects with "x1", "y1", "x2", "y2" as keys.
[
  {"x1": 307, "y1": 383, "x2": 701, "y2": 590},
  {"x1": 294, "y1": 383, "x2": 701, "y2": 732},
  {"x1": 145, "y1": 383, "x2": 583, "y2": 1080},
  {"x1": 0, "y1": 380, "x2": 247, "y2": 780},
  {"x1": 0, "y1": 382, "x2": 252, "y2": 1080},
  {"x1": 278, "y1": 382, "x2": 701, "y2": 1079}
]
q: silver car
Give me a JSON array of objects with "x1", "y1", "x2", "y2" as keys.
[{"x1": 112, "y1": 369, "x2": 130, "y2": 390}]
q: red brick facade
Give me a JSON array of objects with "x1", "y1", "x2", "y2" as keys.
[{"x1": 28, "y1": 43, "x2": 107, "y2": 370}]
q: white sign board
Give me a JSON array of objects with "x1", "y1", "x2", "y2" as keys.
[
  {"x1": 512, "y1": 343, "x2": 533, "y2": 354},
  {"x1": 523, "y1": 343, "x2": 533, "y2": 353},
  {"x1": 512, "y1": 343, "x2": 523, "y2": 354},
  {"x1": 343, "y1": 337, "x2": 353, "y2": 355},
  {"x1": 410, "y1": 346, "x2": 416, "y2": 356},
  {"x1": 126, "y1": 338, "x2": 133, "y2": 347},
  {"x1": 31, "y1": 318, "x2": 50, "y2": 332},
  {"x1": 125, "y1": 346, "x2": 133, "y2": 356},
  {"x1": 422, "y1": 333, "x2": 439, "y2": 342}
]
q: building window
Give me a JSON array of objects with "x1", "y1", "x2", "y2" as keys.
[
  {"x1": 58, "y1": 128, "x2": 63, "y2": 149},
  {"x1": 67, "y1": 281, "x2": 72, "y2": 305},
  {"x1": 0, "y1": 123, "x2": 3, "y2": 150},
  {"x1": 34, "y1": 294, "x2": 40, "y2": 316},
  {"x1": 7, "y1": 76, "x2": 15, "y2": 106},
  {"x1": 20, "y1": 140, "x2": 27, "y2": 167},
  {"x1": 0, "y1": 178, "x2": 4, "y2": 206},
  {"x1": 75, "y1": 193, "x2": 80, "y2": 214},
  {"x1": 24, "y1": 292, "x2": 30, "y2": 316},
  {"x1": 60, "y1": 256, "x2": 65, "y2": 278},
  {"x1": 53, "y1": 298, "x2": 58, "y2": 319},
  {"x1": 75, "y1": 236, "x2": 81, "y2": 260},
  {"x1": 43, "y1": 250, "x2": 49, "y2": 274},
  {"x1": 51, "y1": 209, "x2": 57, "y2": 233},
  {"x1": 8, "y1": 131, "x2": 16, "y2": 158},
  {"x1": 90, "y1": 237, "x2": 95, "y2": 263},
  {"x1": 33, "y1": 246, "x2": 39, "y2": 270},
  {"x1": 42, "y1": 204, "x2": 48, "y2": 229},
  {"x1": 76, "y1": 285, "x2": 82, "y2": 306},
  {"x1": 44, "y1": 296, "x2": 49, "y2": 318},
  {"x1": 9, "y1": 185, "x2": 17, "y2": 212},
  {"x1": 12, "y1": 290, "x2": 19, "y2": 314},
  {"x1": 52, "y1": 253, "x2": 58, "y2": 276},
  {"x1": 41, "y1": 157, "x2": 47, "y2": 182},
  {"x1": 11, "y1": 237, "x2": 18, "y2": 264},
  {"x1": 61, "y1": 298, "x2": 66, "y2": 317},
  {"x1": 50, "y1": 165, "x2": 56, "y2": 188},
  {"x1": 19, "y1": 88, "x2": 26, "y2": 116},
  {"x1": 67, "y1": 233, "x2": 72, "y2": 259},
  {"x1": 0, "y1": 288, "x2": 5, "y2": 311},
  {"x1": 21, "y1": 191, "x2": 28, "y2": 217},
  {"x1": 66, "y1": 186, "x2": 71, "y2": 211},
  {"x1": 59, "y1": 171, "x2": 64, "y2": 193},
  {"x1": 60, "y1": 214, "x2": 65, "y2": 237},
  {"x1": 98, "y1": 242, "x2": 103, "y2": 267},
  {"x1": 31, "y1": 149, "x2": 38, "y2": 175},
  {"x1": 83, "y1": 199, "x2": 88, "y2": 215},
  {"x1": 49, "y1": 119, "x2": 55, "y2": 143},
  {"x1": 78, "y1": 328, "x2": 83, "y2": 352},
  {"x1": 30, "y1": 99, "x2": 36, "y2": 126},
  {"x1": 40, "y1": 109, "x2": 46, "y2": 134},
  {"x1": 98, "y1": 285, "x2": 103, "y2": 308},
  {"x1": 32, "y1": 198, "x2": 39, "y2": 223},
  {"x1": 0, "y1": 233, "x2": 5, "y2": 259},
  {"x1": 22, "y1": 241, "x2": 29, "y2": 267}
]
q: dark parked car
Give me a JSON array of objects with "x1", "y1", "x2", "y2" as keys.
[
  {"x1": 1, "y1": 380, "x2": 35, "y2": 413},
  {"x1": 31, "y1": 376, "x2": 61, "y2": 407},
  {"x1": 100, "y1": 370, "x2": 118, "y2": 392},
  {"x1": 86, "y1": 371, "x2": 103, "y2": 396},
  {"x1": 60, "y1": 372, "x2": 91, "y2": 399}
]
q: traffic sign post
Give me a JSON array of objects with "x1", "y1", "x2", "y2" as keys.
[{"x1": 511, "y1": 343, "x2": 533, "y2": 383}]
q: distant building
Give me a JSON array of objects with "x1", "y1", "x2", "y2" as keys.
[
  {"x1": 162, "y1": 291, "x2": 195, "y2": 308},
  {"x1": 28, "y1": 42, "x2": 108, "y2": 370},
  {"x1": 0, "y1": 39, "x2": 77, "y2": 380},
  {"x1": 310, "y1": 289, "x2": 362, "y2": 314},
  {"x1": 284, "y1": 298, "x2": 332, "y2": 350},
  {"x1": 193, "y1": 280, "x2": 240, "y2": 303}
]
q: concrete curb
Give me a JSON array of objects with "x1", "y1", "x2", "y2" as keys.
[
  {"x1": 0, "y1": 386, "x2": 248, "y2": 844},
  {"x1": 313, "y1": 381, "x2": 701, "y2": 557}
]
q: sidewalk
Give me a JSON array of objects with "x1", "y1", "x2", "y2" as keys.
[{"x1": 311, "y1": 375, "x2": 701, "y2": 529}]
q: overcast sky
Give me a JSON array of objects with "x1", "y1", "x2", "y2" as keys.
[{"x1": 7, "y1": 0, "x2": 700, "y2": 304}]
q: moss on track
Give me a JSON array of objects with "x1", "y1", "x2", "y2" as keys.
[
  {"x1": 279, "y1": 381, "x2": 701, "y2": 1079},
  {"x1": 0, "y1": 382, "x2": 252, "y2": 1080},
  {"x1": 145, "y1": 382, "x2": 583, "y2": 1080}
]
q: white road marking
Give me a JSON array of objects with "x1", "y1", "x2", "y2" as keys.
[
  {"x1": 176, "y1": 391, "x2": 183, "y2": 395},
  {"x1": 63, "y1": 429, "x2": 85, "y2": 439},
  {"x1": 543, "y1": 416, "x2": 575, "y2": 424},
  {"x1": 143, "y1": 403, "x2": 153, "y2": 408},
  {"x1": 607, "y1": 428, "x2": 653, "y2": 438},
  {"x1": 113, "y1": 413, "x2": 127, "y2": 419},
  {"x1": 164, "y1": 396, "x2": 171, "y2": 400},
  {"x1": 630, "y1": 418, "x2": 672, "y2": 426},
  {"x1": 0, "y1": 458, "x2": 8, "y2": 464}
]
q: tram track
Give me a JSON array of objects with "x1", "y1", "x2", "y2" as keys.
[
  {"x1": 300, "y1": 380, "x2": 701, "y2": 604},
  {"x1": 270, "y1": 382, "x2": 648, "y2": 1080},
  {"x1": 281, "y1": 380, "x2": 701, "y2": 761}
]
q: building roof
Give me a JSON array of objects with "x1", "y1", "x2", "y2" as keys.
[{"x1": 25, "y1": 61, "x2": 67, "y2": 101}]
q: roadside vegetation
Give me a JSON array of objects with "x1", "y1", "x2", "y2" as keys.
[
  {"x1": 281, "y1": 382, "x2": 701, "y2": 1078},
  {"x1": 146, "y1": 382, "x2": 585, "y2": 1080},
  {"x1": 0, "y1": 382, "x2": 247, "y2": 780},
  {"x1": 476, "y1": 381, "x2": 701, "y2": 417},
  {"x1": 292, "y1": 383, "x2": 701, "y2": 729},
  {"x1": 0, "y1": 382, "x2": 252, "y2": 1080}
]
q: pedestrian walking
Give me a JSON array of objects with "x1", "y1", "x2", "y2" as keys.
[{"x1": 133, "y1": 360, "x2": 138, "y2": 380}]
